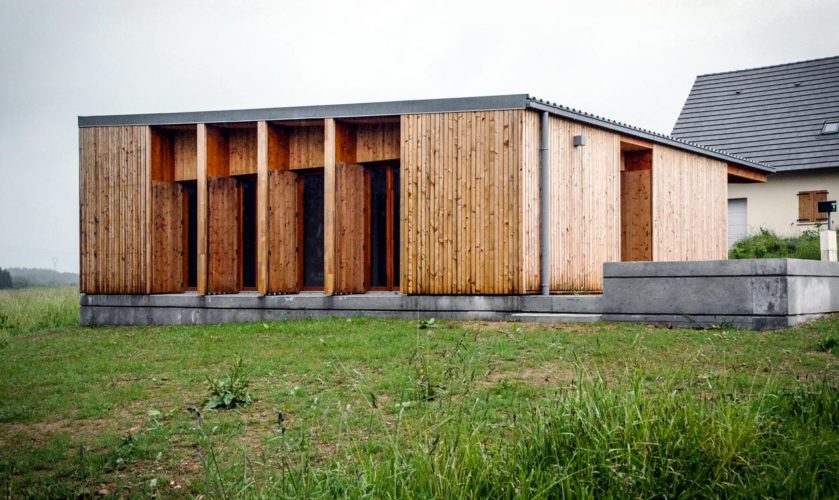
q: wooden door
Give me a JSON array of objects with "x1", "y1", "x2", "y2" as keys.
[
  {"x1": 207, "y1": 176, "x2": 240, "y2": 293},
  {"x1": 267, "y1": 170, "x2": 300, "y2": 293},
  {"x1": 335, "y1": 163, "x2": 366, "y2": 293},
  {"x1": 150, "y1": 181, "x2": 185, "y2": 293}
]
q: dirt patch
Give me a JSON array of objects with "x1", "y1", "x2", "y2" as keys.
[{"x1": 482, "y1": 363, "x2": 578, "y2": 388}]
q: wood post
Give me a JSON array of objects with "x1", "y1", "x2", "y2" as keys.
[
  {"x1": 257, "y1": 121, "x2": 269, "y2": 294},
  {"x1": 324, "y1": 118, "x2": 336, "y2": 295},
  {"x1": 196, "y1": 124, "x2": 209, "y2": 294}
]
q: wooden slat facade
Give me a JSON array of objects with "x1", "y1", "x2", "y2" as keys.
[
  {"x1": 547, "y1": 115, "x2": 621, "y2": 292},
  {"x1": 79, "y1": 126, "x2": 149, "y2": 294},
  {"x1": 80, "y1": 107, "x2": 741, "y2": 297},
  {"x1": 651, "y1": 145, "x2": 728, "y2": 261},
  {"x1": 400, "y1": 111, "x2": 525, "y2": 294}
]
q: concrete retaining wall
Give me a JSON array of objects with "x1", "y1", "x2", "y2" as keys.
[
  {"x1": 80, "y1": 259, "x2": 839, "y2": 330},
  {"x1": 602, "y1": 259, "x2": 839, "y2": 329}
]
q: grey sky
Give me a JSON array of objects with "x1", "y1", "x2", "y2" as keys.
[{"x1": 1, "y1": 0, "x2": 838, "y2": 273}]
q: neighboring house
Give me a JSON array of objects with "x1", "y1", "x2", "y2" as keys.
[
  {"x1": 672, "y1": 56, "x2": 839, "y2": 248},
  {"x1": 78, "y1": 94, "x2": 769, "y2": 299}
]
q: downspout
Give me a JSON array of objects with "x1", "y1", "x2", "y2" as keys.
[{"x1": 539, "y1": 110, "x2": 550, "y2": 295}]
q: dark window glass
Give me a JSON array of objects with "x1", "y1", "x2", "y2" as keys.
[
  {"x1": 369, "y1": 169, "x2": 388, "y2": 287},
  {"x1": 392, "y1": 168, "x2": 400, "y2": 287},
  {"x1": 239, "y1": 176, "x2": 257, "y2": 289},
  {"x1": 302, "y1": 174, "x2": 324, "y2": 288},
  {"x1": 183, "y1": 181, "x2": 198, "y2": 288}
]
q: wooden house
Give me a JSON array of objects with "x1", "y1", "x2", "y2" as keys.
[{"x1": 78, "y1": 94, "x2": 771, "y2": 297}]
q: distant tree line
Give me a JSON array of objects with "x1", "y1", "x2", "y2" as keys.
[
  {"x1": 0, "y1": 267, "x2": 79, "y2": 289},
  {"x1": 0, "y1": 268, "x2": 11, "y2": 289}
]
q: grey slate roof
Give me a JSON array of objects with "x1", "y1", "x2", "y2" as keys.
[
  {"x1": 78, "y1": 94, "x2": 772, "y2": 173},
  {"x1": 672, "y1": 56, "x2": 839, "y2": 172}
]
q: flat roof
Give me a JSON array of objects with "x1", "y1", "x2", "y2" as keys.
[{"x1": 78, "y1": 94, "x2": 773, "y2": 173}]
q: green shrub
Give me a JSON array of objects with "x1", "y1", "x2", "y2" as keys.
[
  {"x1": 729, "y1": 228, "x2": 830, "y2": 260},
  {"x1": 204, "y1": 358, "x2": 253, "y2": 410},
  {"x1": 817, "y1": 335, "x2": 839, "y2": 355}
]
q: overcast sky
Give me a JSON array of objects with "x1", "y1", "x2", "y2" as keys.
[{"x1": 1, "y1": 0, "x2": 838, "y2": 273}]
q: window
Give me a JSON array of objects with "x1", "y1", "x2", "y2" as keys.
[
  {"x1": 822, "y1": 121, "x2": 839, "y2": 135},
  {"x1": 798, "y1": 190, "x2": 829, "y2": 223},
  {"x1": 366, "y1": 164, "x2": 400, "y2": 290}
]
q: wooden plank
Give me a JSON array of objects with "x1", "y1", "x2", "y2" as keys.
[
  {"x1": 288, "y1": 126, "x2": 325, "y2": 169},
  {"x1": 196, "y1": 124, "x2": 209, "y2": 294},
  {"x1": 323, "y1": 118, "x2": 336, "y2": 295},
  {"x1": 267, "y1": 170, "x2": 299, "y2": 292},
  {"x1": 207, "y1": 176, "x2": 240, "y2": 292},
  {"x1": 356, "y1": 122, "x2": 400, "y2": 163},
  {"x1": 334, "y1": 163, "x2": 366, "y2": 293},
  {"x1": 727, "y1": 164, "x2": 767, "y2": 183},
  {"x1": 150, "y1": 181, "x2": 185, "y2": 292},
  {"x1": 173, "y1": 129, "x2": 198, "y2": 181},
  {"x1": 257, "y1": 121, "x2": 269, "y2": 294},
  {"x1": 228, "y1": 127, "x2": 258, "y2": 176}
]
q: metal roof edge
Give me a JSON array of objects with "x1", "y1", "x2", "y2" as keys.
[
  {"x1": 525, "y1": 96, "x2": 775, "y2": 173},
  {"x1": 77, "y1": 94, "x2": 530, "y2": 128}
]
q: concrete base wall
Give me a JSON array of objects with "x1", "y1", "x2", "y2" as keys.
[
  {"x1": 80, "y1": 259, "x2": 839, "y2": 330},
  {"x1": 602, "y1": 259, "x2": 839, "y2": 329}
]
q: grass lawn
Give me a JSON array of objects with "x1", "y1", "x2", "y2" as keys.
[{"x1": 1, "y1": 289, "x2": 838, "y2": 497}]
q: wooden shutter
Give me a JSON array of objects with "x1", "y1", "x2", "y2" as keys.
[
  {"x1": 207, "y1": 176, "x2": 240, "y2": 293},
  {"x1": 335, "y1": 163, "x2": 367, "y2": 293},
  {"x1": 798, "y1": 190, "x2": 829, "y2": 223},
  {"x1": 798, "y1": 191, "x2": 814, "y2": 222},
  {"x1": 267, "y1": 170, "x2": 300, "y2": 293},
  {"x1": 150, "y1": 182, "x2": 185, "y2": 293},
  {"x1": 815, "y1": 191, "x2": 829, "y2": 221}
]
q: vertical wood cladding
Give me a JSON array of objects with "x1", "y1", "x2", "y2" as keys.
[
  {"x1": 548, "y1": 115, "x2": 621, "y2": 292},
  {"x1": 150, "y1": 182, "x2": 185, "y2": 292},
  {"x1": 335, "y1": 163, "x2": 367, "y2": 293},
  {"x1": 401, "y1": 110, "x2": 525, "y2": 294},
  {"x1": 520, "y1": 111, "x2": 541, "y2": 293},
  {"x1": 207, "y1": 176, "x2": 239, "y2": 293},
  {"x1": 652, "y1": 145, "x2": 728, "y2": 261},
  {"x1": 79, "y1": 126, "x2": 149, "y2": 294},
  {"x1": 82, "y1": 109, "x2": 732, "y2": 297},
  {"x1": 266, "y1": 170, "x2": 299, "y2": 293}
]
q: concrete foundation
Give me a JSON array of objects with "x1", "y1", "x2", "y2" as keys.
[{"x1": 81, "y1": 259, "x2": 839, "y2": 330}]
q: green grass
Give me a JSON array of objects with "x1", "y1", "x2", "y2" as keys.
[
  {"x1": 1, "y1": 290, "x2": 838, "y2": 497},
  {"x1": 0, "y1": 287, "x2": 78, "y2": 336},
  {"x1": 729, "y1": 228, "x2": 832, "y2": 260}
]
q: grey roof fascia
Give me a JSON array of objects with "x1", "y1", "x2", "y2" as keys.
[
  {"x1": 78, "y1": 94, "x2": 530, "y2": 128},
  {"x1": 525, "y1": 97, "x2": 774, "y2": 173}
]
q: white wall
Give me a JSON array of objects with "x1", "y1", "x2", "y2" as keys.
[{"x1": 728, "y1": 169, "x2": 839, "y2": 237}]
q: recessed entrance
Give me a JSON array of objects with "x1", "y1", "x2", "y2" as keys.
[
  {"x1": 366, "y1": 164, "x2": 400, "y2": 290},
  {"x1": 238, "y1": 175, "x2": 257, "y2": 290},
  {"x1": 300, "y1": 172, "x2": 325, "y2": 289},
  {"x1": 181, "y1": 181, "x2": 198, "y2": 289},
  {"x1": 620, "y1": 140, "x2": 653, "y2": 262}
]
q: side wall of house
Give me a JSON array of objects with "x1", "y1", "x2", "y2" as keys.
[
  {"x1": 546, "y1": 115, "x2": 621, "y2": 292},
  {"x1": 728, "y1": 170, "x2": 839, "y2": 237},
  {"x1": 651, "y1": 144, "x2": 728, "y2": 261},
  {"x1": 79, "y1": 126, "x2": 150, "y2": 294},
  {"x1": 400, "y1": 110, "x2": 526, "y2": 294}
]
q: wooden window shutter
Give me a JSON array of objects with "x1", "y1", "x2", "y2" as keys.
[
  {"x1": 798, "y1": 190, "x2": 830, "y2": 223},
  {"x1": 815, "y1": 191, "x2": 829, "y2": 221},
  {"x1": 798, "y1": 191, "x2": 813, "y2": 222}
]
